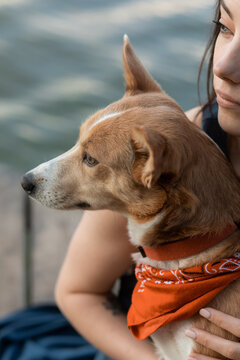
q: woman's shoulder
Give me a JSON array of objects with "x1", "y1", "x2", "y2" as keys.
[{"x1": 185, "y1": 106, "x2": 202, "y2": 128}]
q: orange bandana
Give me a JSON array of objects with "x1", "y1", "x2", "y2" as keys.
[{"x1": 127, "y1": 253, "x2": 240, "y2": 340}]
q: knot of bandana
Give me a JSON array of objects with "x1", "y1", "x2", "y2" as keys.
[{"x1": 127, "y1": 253, "x2": 240, "y2": 340}]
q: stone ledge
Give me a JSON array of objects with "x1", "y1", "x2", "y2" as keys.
[{"x1": 0, "y1": 166, "x2": 82, "y2": 317}]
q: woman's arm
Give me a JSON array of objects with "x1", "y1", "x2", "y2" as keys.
[{"x1": 55, "y1": 210, "x2": 158, "y2": 360}]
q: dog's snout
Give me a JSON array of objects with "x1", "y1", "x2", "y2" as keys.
[{"x1": 21, "y1": 173, "x2": 36, "y2": 195}]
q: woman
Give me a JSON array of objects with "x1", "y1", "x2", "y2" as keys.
[
  {"x1": 185, "y1": 1, "x2": 240, "y2": 359},
  {"x1": 55, "y1": 0, "x2": 240, "y2": 359}
]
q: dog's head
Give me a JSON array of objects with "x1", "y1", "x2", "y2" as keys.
[{"x1": 21, "y1": 36, "x2": 240, "y2": 233}]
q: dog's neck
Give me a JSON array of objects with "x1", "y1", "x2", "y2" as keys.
[
  {"x1": 127, "y1": 215, "x2": 240, "y2": 270},
  {"x1": 139, "y1": 223, "x2": 238, "y2": 261}
]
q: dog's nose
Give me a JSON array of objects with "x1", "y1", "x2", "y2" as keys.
[{"x1": 21, "y1": 173, "x2": 36, "y2": 194}]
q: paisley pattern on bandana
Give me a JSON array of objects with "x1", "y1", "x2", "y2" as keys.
[
  {"x1": 128, "y1": 253, "x2": 240, "y2": 340},
  {"x1": 135, "y1": 253, "x2": 240, "y2": 291}
]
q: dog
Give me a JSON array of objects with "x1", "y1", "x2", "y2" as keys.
[{"x1": 21, "y1": 35, "x2": 240, "y2": 360}]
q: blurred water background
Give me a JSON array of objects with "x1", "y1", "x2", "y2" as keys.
[{"x1": 0, "y1": 0, "x2": 214, "y2": 172}]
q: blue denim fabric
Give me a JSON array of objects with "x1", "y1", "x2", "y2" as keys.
[{"x1": 0, "y1": 304, "x2": 112, "y2": 360}]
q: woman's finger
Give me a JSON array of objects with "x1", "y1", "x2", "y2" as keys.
[
  {"x1": 185, "y1": 327, "x2": 240, "y2": 360},
  {"x1": 188, "y1": 352, "x2": 220, "y2": 360},
  {"x1": 199, "y1": 307, "x2": 240, "y2": 338}
]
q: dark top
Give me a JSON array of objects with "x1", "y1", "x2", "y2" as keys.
[{"x1": 202, "y1": 100, "x2": 228, "y2": 156}]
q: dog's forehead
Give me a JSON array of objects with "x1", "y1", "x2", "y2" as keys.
[
  {"x1": 87, "y1": 111, "x2": 123, "y2": 132},
  {"x1": 80, "y1": 110, "x2": 124, "y2": 143},
  {"x1": 79, "y1": 97, "x2": 132, "y2": 141},
  {"x1": 83, "y1": 97, "x2": 134, "y2": 129},
  {"x1": 78, "y1": 93, "x2": 190, "y2": 162},
  {"x1": 80, "y1": 110, "x2": 132, "y2": 152},
  {"x1": 80, "y1": 92, "x2": 177, "y2": 138}
]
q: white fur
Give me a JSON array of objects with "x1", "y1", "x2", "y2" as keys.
[
  {"x1": 127, "y1": 213, "x2": 165, "y2": 247},
  {"x1": 25, "y1": 144, "x2": 80, "y2": 207},
  {"x1": 151, "y1": 320, "x2": 194, "y2": 360},
  {"x1": 29, "y1": 144, "x2": 80, "y2": 179},
  {"x1": 132, "y1": 249, "x2": 206, "y2": 271},
  {"x1": 88, "y1": 112, "x2": 122, "y2": 131},
  {"x1": 132, "y1": 251, "x2": 181, "y2": 270}
]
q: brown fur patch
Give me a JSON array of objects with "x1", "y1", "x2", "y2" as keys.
[{"x1": 127, "y1": 187, "x2": 167, "y2": 223}]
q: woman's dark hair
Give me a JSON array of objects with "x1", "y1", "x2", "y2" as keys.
[{"x1": 197, "y1": 0, "x2": 221, "y2": 112}]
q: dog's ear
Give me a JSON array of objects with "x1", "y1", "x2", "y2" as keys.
[
  {"x1": 122, "y1": 35, "x2": 162, "y2": 95},
  {"x1": 131, "y1": 126, "x2": 180, "y2": 188}
]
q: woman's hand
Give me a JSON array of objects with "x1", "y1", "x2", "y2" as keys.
[{"x1": 185, "y1": 307, "x2": 240, "y2": 360}]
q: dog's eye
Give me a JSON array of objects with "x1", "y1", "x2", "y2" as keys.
[{"x1": 83, "y1": 153, "x2": 99, "y2": 167}]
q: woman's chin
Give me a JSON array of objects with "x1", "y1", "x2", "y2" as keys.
[{"x1": 218, "y1": 106, "x2": 240, "y2": 137}]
